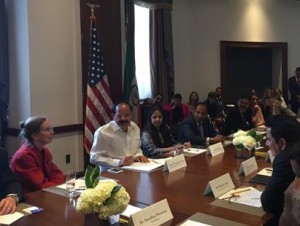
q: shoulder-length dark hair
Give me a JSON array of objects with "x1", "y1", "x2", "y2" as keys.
[{"x1": 143, "y1": 106, "x2": 174, "y2": 148}]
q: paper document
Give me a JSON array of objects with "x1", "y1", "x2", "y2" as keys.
[
  {"x1": 218, "y1": 187, "x2": 262, "y2": 208},
  {"x1": 257, "y1": 168, "x2": 272, "y2": 177},
  {"x1": 56, "y1": 178, "x2": 86, "y2": 191},
  {"x1": 255, "y1": 146, "x2": 264, "y2": 151},
  {"x1": 183, "y1": 148, "x2": 207, "y2": 155},
  {"x1": 149, "y1": 157, "x2": 172, "y2": 165},
  {"x1": 180, "y1": 220, "x2": 212, "y2": 226},
  {"x1": 121, "y1": 204, "x2": 142, "y2": 218},
  {"x1": 122, "y1": 159, "x2": 167, "y2": 172},
  {"x1": 0, "y1": 212, "x2": 24, "y2": 225}
]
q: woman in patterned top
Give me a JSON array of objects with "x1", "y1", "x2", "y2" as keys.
[{"x1": 141, "y1": 106, "x2": 190, "y2": 157}]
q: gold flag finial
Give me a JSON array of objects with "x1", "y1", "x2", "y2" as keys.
[{"x1": 87, "y1": 3, "x2": 100, "y2": 19}]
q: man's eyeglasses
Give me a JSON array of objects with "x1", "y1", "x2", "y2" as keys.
[{"x1": 40, "y1": 127, "x2": 54, "y2": 133}]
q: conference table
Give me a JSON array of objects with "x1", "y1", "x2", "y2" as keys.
[{"x1": 7, "y1": 144, "x2": 272, "y2": 226}]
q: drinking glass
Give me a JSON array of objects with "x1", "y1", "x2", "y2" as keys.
[{"x1": 65, "y1": 171, "x2": 76, "y2": 197}]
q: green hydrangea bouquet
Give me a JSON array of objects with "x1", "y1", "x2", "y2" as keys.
[
  {"x1": 76, "y1": 166, "x2": 130, "y2": 220},
  {"x1": 232, "y1": 129, "x2": 264, "y2": 151}
]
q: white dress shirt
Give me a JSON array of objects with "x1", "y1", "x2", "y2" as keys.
[{"x1": 90, "y1": 121, "x2": 143, "y2": 166}]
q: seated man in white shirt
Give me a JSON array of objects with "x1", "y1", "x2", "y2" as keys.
[{"x1": 90, "y1": 102, "x2": 149, "y2": 166}]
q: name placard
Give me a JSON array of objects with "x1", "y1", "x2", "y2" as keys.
[
  {"x1": 203, "y1": 173, "x2": 235, "y2": 198},
  {"x1": 206, "y1": 142, "x2": 224, "y2": 157},
  {"x1": 163, "y1": 154, "x2": 187, "y2": 173},
  {"x1": 130, "y1": 199, "x2": 173, "y2": 226},
  {"x1": 239, "y1": 156, "x2": 258, "y2": 176},
  {"x1": 265, "y1": 150, "x2": 275, "y2": 164}
]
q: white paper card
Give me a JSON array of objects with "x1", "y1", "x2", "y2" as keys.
[
  {"x1": 206, "y1": 142, "x2": 224, "y2": 157},
  {"x1": 265, "y1": 150, "x2": 275, "y2": 164},
  {"x1": 239, "y1": 157, "x2": 258, "y2": 176},
  {"x1": 121, "y1": 204, "x2": 142, "y2": 218},
  {"x1": 0, "y1": 212, "x2": 24, "y2": 225},
  {"x1": 180, "y1": 220, "x2": 212, "y2": 226},
  {"x1": 163, "y1": 154, "x2": 187, "y2": 173},
  {"x1": 203, "y1": 173, "x2": 235, "y2": 198},
  {"x1": 130, "y1": 199, "x2": 173, "y2": 226}
]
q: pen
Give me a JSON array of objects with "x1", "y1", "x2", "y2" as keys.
[
  {"x1": 151, "y1": 159, "x2": 160, "y2": 164},
  {"x1": 231, "y1": 188, "x2": 251, "y2": 195},
  {"x1": 75, "y1": 188, "x2": 86, "y2": 191},
  {"x1": 120, "y1": 218, "x2": 128, "y2": 224}
]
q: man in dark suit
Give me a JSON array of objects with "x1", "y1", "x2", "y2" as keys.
[
  {"x1": 288, "y1": 67, "x2": 300, "y2": 115},
  {"x1": 0, "y1": 148, "x2": 23, "y2": 215},
  {"x1": 221, "y1": 95, "x2": 254, "y2": 136},
  {"x1": 178, "y1": 102, "x2": 224, "y2": 146},
  {"x1": 261, "y1": 115, "x2": 300, "y2": 226}
]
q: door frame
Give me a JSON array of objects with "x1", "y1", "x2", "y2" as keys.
[{"x1": 220, "y1": 41, "x2": 288, "y2": 101}]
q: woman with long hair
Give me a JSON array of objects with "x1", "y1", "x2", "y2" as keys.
[
  {"x1": 250, "y1": 93, "x2": 265, "y2": 127},
  {"x1": 187, "y1": 91, "x2": 199, "y2": 112},
  {"x1": 141, "y1": 107, "x2": 190, "y2": 157}
]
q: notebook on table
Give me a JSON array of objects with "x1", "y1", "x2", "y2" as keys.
[{"x1": 248, "y1": 168, "x2": 272, "y2": 185}]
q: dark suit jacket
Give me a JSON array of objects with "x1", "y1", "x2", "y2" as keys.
[
  {"x1": 178, "y1": 115, "x2": 218, "y2": 146},
  {"x1": 261, "y1": 147, "x2": 295, "y2": 226},
  {"x1": 221, "y1": 106, "x2": 254, "y2": 136},
  {"x1": 204, "y1": 99, "x2": 219, "y2": 118},
  {"x1": 0, "y1": 148, "x2": 23, "y2": 201},
  {"x1": 288, "y1": 76, "x2": 300, "y2": 102}
]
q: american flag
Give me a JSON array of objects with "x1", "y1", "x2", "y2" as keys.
[{"x1": 84, "y1": 18, "x2": 113, "y2": 153}]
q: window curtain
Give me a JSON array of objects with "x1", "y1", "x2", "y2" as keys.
[
  {"x1": 149, "y1": 7, "x2": 174, "y2": 103},
  {"x1": 127, "y1": 0, "x2": 174, "y2": 103},
  {"x1": 135, "y1": 0, "x2": 174, "y2": 103},
  {"x1": 0, "y1": 0, "x2": 9, "y2": 148}
]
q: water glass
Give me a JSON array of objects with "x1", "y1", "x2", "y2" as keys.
[{"x1": 65, "y1": 171, "x2": 76, "y2": 197}]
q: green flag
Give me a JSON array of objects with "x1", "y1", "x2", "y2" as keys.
[{"x1": 123, "y1": 37, "x2": 140, "y2": 125}]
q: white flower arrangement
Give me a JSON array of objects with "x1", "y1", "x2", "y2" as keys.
[
  {"x1": 76, "y1": 180, "x2": 130, "y2": 220},
  {"x1": 232, "y1": 129, "x2": 263, "y2": 151},
  {"x1": 76, "y1": 165, "x2": 130, "y2": 220}
]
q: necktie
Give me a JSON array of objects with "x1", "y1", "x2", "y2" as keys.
[{"x1": 197, "y1": 122, "x2": 204, "y2": 137}]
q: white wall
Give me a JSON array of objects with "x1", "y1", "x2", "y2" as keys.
[
  {"x1": 6, "y1": 0, "x2": 83, "y2": 172},
  {"x1": 173, "y1": 0, "x2": 300, "y2": 102}
]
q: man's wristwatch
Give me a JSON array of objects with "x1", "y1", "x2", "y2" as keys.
[
  {"x1": 209, "y1": 138, "x2": 214, "y2": 144},
  {"x1": 6, "y1": 194, "x2": 19, "y2": 204}
]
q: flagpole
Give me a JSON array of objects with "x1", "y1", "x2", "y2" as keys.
[
  {"x1": 84, "y1": 2, "x2": 113, "y2": 154},
  {"x1": 84, "y1": 3, "x2": 100, "y2": 154}
]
